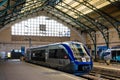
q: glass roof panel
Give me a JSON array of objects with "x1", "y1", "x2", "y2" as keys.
[
  {"x1": 89, "y1": 0, "x2": 101, "y2": 4},
  {"x1": 62, "y1": 8, "x2": 69, "y2": 12},
  {"x1": 68, "y1": 1, "x2": 79, "y2": 7},
  {"x1": 56, "y1": 4, "x2": 69, "y2": 12},
  {"x1": 66, "y1": 11, "x2": 76, "y2": 16},
  {"x1": 20, "y1": 0, "x2": 43, "y2": 13},
  {"x1": 64, "y1": 0, "x2": 73, "y2": 4},
  {"x1": 96, "y1": 1, "x2": 110, "y2": 9},
  {"x1": 56, "y1": 0, "x2": 112, "y2": 15}
]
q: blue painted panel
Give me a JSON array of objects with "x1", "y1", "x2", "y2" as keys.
[{"x1": 21, "y1": 46, "x2": 25, "y2": 55}]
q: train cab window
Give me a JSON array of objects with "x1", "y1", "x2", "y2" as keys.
[
  {"x1": 70, "y1": 43, "x2": 89, "y2": 61},
  {"x1": 70, "y1": 44, "x2": 88, "y2": 56}
]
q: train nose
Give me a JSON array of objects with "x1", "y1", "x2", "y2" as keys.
[
  {"x1": 83, "y1": 66, "x2": 91, "y2": 71},
  {"x1": 78, "y1": 65, "x2": 92, "y2": 72}
]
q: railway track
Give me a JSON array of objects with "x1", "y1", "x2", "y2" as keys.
[{"x1": 80, "y1": 71, "x2": 120, "y2": 80}]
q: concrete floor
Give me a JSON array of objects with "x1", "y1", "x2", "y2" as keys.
[{"x1": 0, "y1": 60, "x2": 86, "y2": 80}]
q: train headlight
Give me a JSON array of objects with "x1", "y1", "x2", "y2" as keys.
[
  {"x1": 81, "y1": 57, "x2": 86, "y2": 62},
  {"x1": 81, "y1": 57, "x2": 91, "y2": 62},
  {"x1": 86, "y1": 57, "x2": 90, "y2": 62}
]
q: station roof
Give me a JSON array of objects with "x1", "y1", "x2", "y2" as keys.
[{"x1": 0, "y1": 0, "x2": 120, "y2": 35}]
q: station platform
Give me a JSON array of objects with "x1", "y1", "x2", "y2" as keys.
[
  {"x1": 94, "y1": 62, "x2": 120, "y2": 70},
  {"x1": 0, "y1": 59, "x2": 86, "y2": 80},
  {"x1": 93, "y1": 62, "x2": 120, "y2": 77}
]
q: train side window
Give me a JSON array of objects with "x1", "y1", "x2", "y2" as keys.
[
  {"x1": 31, "y1": 50, "x2": 46, "y2": 61},
  {"x1": 31, "y1": 51, "x2": 36, "y2": 57},
  {"x1": 36, "y1": 50, "x2": 46, "y2": 61},
  {"x1": 36, "y1": 50, "x2": 45, "y2": 57},
  {"x1": 49, "y1": 49, "x2": 57, "y2": 58}
]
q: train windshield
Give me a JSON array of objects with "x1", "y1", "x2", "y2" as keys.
[{"x1": 70, "y1": 43, "x2": 90, "y2": 62}]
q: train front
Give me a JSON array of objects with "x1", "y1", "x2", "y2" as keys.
[{"x1": 68, "y1": 42, "x2": 93, "y2": 75}]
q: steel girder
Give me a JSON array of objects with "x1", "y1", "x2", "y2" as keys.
[
  {"x1": 56, "y1": 4, "x2": 94, "y2": 30},
  {"x1": 74, "y1": 0, "x2": 120, "y2": 38},
  {"x1": 107, "y1": 0, "x2": 120, "y2": 10},
  {"x1": 53, "y1": 6, "x2": 95, "y2": 34},
  {"x1": 2, "y1": 0, "x2": 10, "y2": 25},
  {"x1": 0, "y1": 0, "x2": 26, "y2": 25},
  {"x1": 0, "y1": 0, "x2": 47, "y2": 25},
  {"x1": 106, "y1": 0, "x2": 120, "y2": 38},
  {"x1": 1, "y1": 0, "x2": 62, "y2": 26},
  {"x1": 88, "y1": 31, "x2": 97, "y2": 60},
  {"x1": 62, "y1": 2, "x2": 109, "y2": 48},
  {"x1": 45, "y1": 0, "x2": 62, "y2": 6},
  {"x1": 5, "y1": 0, "x2": 26, "y2": 25},
  {"x1": 46, "y1": 6, "x2": 95, "y2": 31},
  {"x1": 0, "y1": 0, "x2": 10, "y2": 27},
  {"x1": 46, "y1": 6, "x2": 96, "y2": 38},
  {"x1": 0, "y1": 0, "x2": 25, "y2": 17},
  {"x1": 2, "y1": 0, "x2": 53, "y2": 25}
]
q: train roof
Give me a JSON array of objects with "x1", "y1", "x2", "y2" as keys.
[
  {"x1": 111, "y1": 48, "x2": 120, "y2": 51},
  {"x1": 105, "y1": 48, "x2": 120, "y2": 52},
  {"x1": 49, "y1": 41, "x2": 83, "y2": 45},
  {"x1": 27, "y1": 41, "x2": 83, "y2": 50}
]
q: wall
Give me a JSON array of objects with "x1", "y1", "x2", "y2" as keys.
[
  {"x1": 86, "y1": 28, "x2": 120, "y2": 49},
  {"x1": 0, "y1": 27, "x2": 11, "y2": 42},
  {"x1": 0, "y1": 25, "x2": 84, "y2": 53}
]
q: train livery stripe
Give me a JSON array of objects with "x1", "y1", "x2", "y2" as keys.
[{"x1": 61, "y1": 44, "x2": 74, "y2": 61}]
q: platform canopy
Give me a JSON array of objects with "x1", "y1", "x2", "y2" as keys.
[{"x1": 0, "y1": 0, "x2": 120, "y2": 37}]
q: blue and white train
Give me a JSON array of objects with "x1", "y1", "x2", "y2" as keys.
[
  {"x1": 25, "y1": 41, "x2": 93, "y2": 75},
  {"x1": 101, "y1": 47, "x2": 120, "y2": 62}
]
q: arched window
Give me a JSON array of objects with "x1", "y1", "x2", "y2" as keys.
[{"x1": 11, "y1": 16, "x2": 70, "y2": 37}]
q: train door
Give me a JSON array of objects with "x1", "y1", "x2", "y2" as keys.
[
  {"x1": 56, "y1": 48, "x2": 70, "y2": 66},
  {"x1": 48, "y1": 45, "x2": 70, "y2": 68},
  {"x1": 26, "y1": 49, "x2": 31, "y2": 61}
]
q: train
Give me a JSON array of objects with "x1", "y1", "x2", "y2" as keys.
[
  {"x1": 100, "y1": 47, "x2": 120, "y2": 63},
  {"x1": 111, "y1": 48, "x2": 120, "y2": 62},
  {"x1": 25, "y1": 41, "x2": 93, "y2": 75}
]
